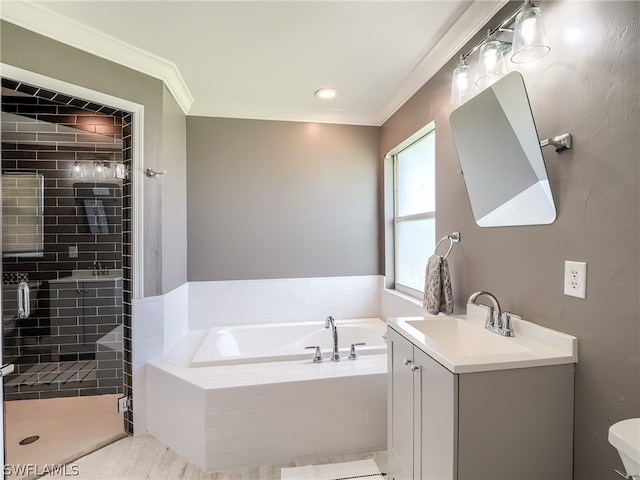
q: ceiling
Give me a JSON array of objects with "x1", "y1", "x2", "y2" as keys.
[{"x1": 0, "y1": 1, "x2": 507, "y2": 126}]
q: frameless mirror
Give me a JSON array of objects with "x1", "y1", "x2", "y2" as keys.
[
  {"x1": 449, "y1": 71, "x2": 556, "y2": 227},
  {"x1": 2, "y1": 172, "x2": 44, "y2": 257}
]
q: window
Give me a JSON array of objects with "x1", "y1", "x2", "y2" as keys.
[{"x1": 393, "y1": 128, "x2": 436, "y2": 295}]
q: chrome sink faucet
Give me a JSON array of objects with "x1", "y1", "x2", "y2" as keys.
[
  {"x1": 92, "y1": 261, "x2": 108, "y2": 276},
  {"x1": 467, "y1": 291, "x2": 514, "y2": 337},
  {"x1": 325, "y1": 316, "x2": 340, "y2": 362}
]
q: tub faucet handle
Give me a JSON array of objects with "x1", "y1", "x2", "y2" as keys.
[
  {"x1": 348, "y1": 343, "x2": 366, "y2": 360},
  {"x1": 305, "y1": 346, "x2": 323, "y2": 363}
]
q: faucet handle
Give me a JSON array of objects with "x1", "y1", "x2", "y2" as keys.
[
  {"x1": 485, "y1": 305, "x2": 494, "y2": 327},
  {"x1": 500, "y1": 312, "x2": 515, "y2": 337},
  {"x1": 348, "y1": 342, "x2": 366, "y2": 360},
  {"x1": 305, "y1": 346, "x2": 323, "y2": 363}
]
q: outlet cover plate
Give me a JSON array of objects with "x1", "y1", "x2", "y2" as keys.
[{"x1": 564, "y1": 261, "x2": 587, "y2": 299}]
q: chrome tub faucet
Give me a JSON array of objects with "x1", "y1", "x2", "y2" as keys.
[
  {"x1": 325, "y1": 316, "x2": 340, "y2": 362},
  {"x1": 467, "y1": 291, "x2": 514, "y2": 337}
]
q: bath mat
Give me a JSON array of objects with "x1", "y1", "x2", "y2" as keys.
[{"x1": 280, "y1": 458, "x2": 385, "y2": 480}]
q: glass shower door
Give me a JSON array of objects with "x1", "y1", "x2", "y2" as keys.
[
  {"x1": 2, "y1": 171, "x2": 43, "y2": 378},
  {"x1": 2, "y1": 172, "x2": 43, "y2": 477}
]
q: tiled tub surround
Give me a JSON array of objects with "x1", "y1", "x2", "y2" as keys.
[
  {"x1": 147, "y1": 334, "x2": 387, "y2": 472},
  {"x1": 188, "y1": 275, "x2": 383, "y2": 329},
  {"x1": 140, "y1": 276, "x2": 389, "y2": 471},
  {"x1": 1, "y1": 78, "x2": 131, "y2": 401}
]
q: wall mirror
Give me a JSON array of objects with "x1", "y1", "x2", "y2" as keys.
[
  {"x1": 2, "y1": 172, "x2": 44, "y2": 257},
  {"x1": 449, "y1": 71, "x2": 556, "y2": 227}
]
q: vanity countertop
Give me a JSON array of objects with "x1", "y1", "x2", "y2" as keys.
[
  {"x1": 387, "y1": 304, "x2": 577, "y2": 374},
  {"x1": 49, "y1": 269, "x2": 123, "y2": 284}
]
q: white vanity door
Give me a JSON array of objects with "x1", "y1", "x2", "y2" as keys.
[
  {"x1": 387, "y1": 327, "x2": 416, "y2": 480},
  {"x1": 414, "y1": 346, "x2": 457, "y2": 479}
]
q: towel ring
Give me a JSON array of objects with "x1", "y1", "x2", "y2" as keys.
[{"x1": 434, "y1": 232, "x2": 461, "y2": 260}]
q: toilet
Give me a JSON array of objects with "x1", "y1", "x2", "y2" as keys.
[{"x1": 609, "y1": 418, "x2": 640, "y2": 479}]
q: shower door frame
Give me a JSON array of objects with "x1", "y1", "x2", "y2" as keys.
[{"x1": 0, "y1": 63, "x2": 145, "y2": 461}]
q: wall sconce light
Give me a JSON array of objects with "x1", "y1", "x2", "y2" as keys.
[
  {"x1": 93, "y1": 160, "x2": 112, "y2": 179},
  {"x1": 475, "y1": 30, "x2": 508, "y2": 88},
  {"x1": 450, "y1": 0, "x2": 551, "y2": 105},
  {"x1": 72, "y1": 160, "x2": 117, "y2": 179},
  {"x1": 450, "y1": 56, "x2": 471, "y2": 105},
  {"x1": 511, "y1": 0, "x2": 550, "y2": 63},
  {"x1": 72, "y1": 160, "x2": 84, "y2": 178}
]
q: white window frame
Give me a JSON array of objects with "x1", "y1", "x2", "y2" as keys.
[{"x1": 385, "y1": 122, "x2": 436, "y2": 298}]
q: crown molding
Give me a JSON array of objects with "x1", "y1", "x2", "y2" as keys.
[
  {"x1": 0, "y1": 0, "x2": 194, "y2": 114},
  {"x1": 378, "y1": 0, "x2": 509, "y2": 125}
]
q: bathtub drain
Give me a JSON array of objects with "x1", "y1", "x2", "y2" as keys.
[{"x1": 19, "y1": 436, "x2": 39, "y2": 445}]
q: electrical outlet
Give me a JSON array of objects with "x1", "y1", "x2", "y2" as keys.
[
  {"x1": 69, "y1": 245, "x2": 78, "y2": 258},
  {"x1": 564, "y1": 261, "x2": 587, "y2": 299}
]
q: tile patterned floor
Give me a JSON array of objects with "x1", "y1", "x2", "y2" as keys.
[{"x1": 43, "y1": 433, "x2": 387, "y2": 480}]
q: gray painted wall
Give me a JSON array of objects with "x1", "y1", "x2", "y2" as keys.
[
  {"x1": 381, "y1": 2, "x2": 639, "y2": 478},
  {"x1": 186, "y1": 117, "x2": 379, "y2": 281},
  {"x1": 0, "y1": 22, "x2": 188, "y2": 297},
  {"x1": 161, "y1": 86, "x2": 188, "y2": 293}
]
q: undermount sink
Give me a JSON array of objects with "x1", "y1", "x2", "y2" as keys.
[
  {"x1": 405, "y1": 317, "x2": 529, "y2": 357},
  {"x1": 387, "y1": 303, "x2": 578, "y2": 373},
  {"x1": 49, "y1": 269, "x2": 123, "y2": 283}
]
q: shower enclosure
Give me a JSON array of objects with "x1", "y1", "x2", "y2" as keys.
[{"x1": 1, "y1": 77, "x2": 132, "y2": 473}]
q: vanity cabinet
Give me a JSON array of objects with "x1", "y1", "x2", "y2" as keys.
[{"x1": 387, "y1": 326, "x2": 575, "y2": 480}]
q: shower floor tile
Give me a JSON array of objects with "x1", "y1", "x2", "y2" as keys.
[{"x1": 5, "y1": 394, "x2": 125, "y2": 479}]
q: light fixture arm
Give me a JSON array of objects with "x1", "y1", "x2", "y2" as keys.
[{"x1": 459, "y1": 4, "x2": 524, "y2": 62}]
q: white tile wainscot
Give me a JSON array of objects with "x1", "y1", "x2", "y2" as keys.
[
  {"x1": 188, "y1": 275, "x2": 383, "y2": 329},
  {"x1": 146, "y1": 353, "x2": 387, "y2": 472},
  {"x1": 132, "y1": 283, "x2": 188, "y2": 434}
]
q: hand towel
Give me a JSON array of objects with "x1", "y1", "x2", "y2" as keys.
[
  {"x1": 84, "y1": 199, "x2": 109, "y2": 234},
  {"x1": 423, "y1": 254, "x2": 454, "y2": 315}
]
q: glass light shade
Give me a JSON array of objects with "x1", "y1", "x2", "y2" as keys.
[
  {"x1": 511, "y1": 3, "x2": 550, "y2": 63},
  {"x1": 450, "y1": 59, "x2": 471, "y2": 106},
  {"x1": 475, "y1": 39, "x2": 507, "y2": 88},
  {"x1": 72, "y1": 161, "x2": 84, "y2": 178}
]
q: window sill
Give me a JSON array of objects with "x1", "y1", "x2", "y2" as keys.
[{"x1": 384, "y1": 288, "x2": 423, "y2": 307}]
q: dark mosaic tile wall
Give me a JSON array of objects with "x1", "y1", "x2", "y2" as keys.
[
  {"x1": 1, "y1": 78, "x2": 131, "y2": 407},
  {"x1": 121, "y1": 112, "x2": 133, "y2": 434}
]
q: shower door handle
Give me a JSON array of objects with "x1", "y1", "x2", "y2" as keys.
[
  {"x1": 0, "y1": 364, "x2": 15, "y2": 377},
  {"x1": 17, "y1": 281, "x2": 30, "y2": 319}
]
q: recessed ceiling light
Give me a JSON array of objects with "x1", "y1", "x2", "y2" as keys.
[{"x1": 315, "y1": 88, "x2": 338, "y2": 100}]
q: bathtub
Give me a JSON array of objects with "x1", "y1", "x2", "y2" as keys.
[
  {"x1": 146, "y1": 317, "x2": 388, "y2": 472},
  {"x1": 191, "y1": 318, "x2": 387, "y2": 367}
]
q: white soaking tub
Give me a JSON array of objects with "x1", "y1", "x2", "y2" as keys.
[
  {"x1": 146, "y1": 317, "x2": 388, "y2": 472},
  {"x1": 191, "y1": 317, "x2": 387, "y2": 367}
]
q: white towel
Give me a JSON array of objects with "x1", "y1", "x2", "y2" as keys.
[{"x1": 423, "y1": 254, "x2": 454, "y2": 315}]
